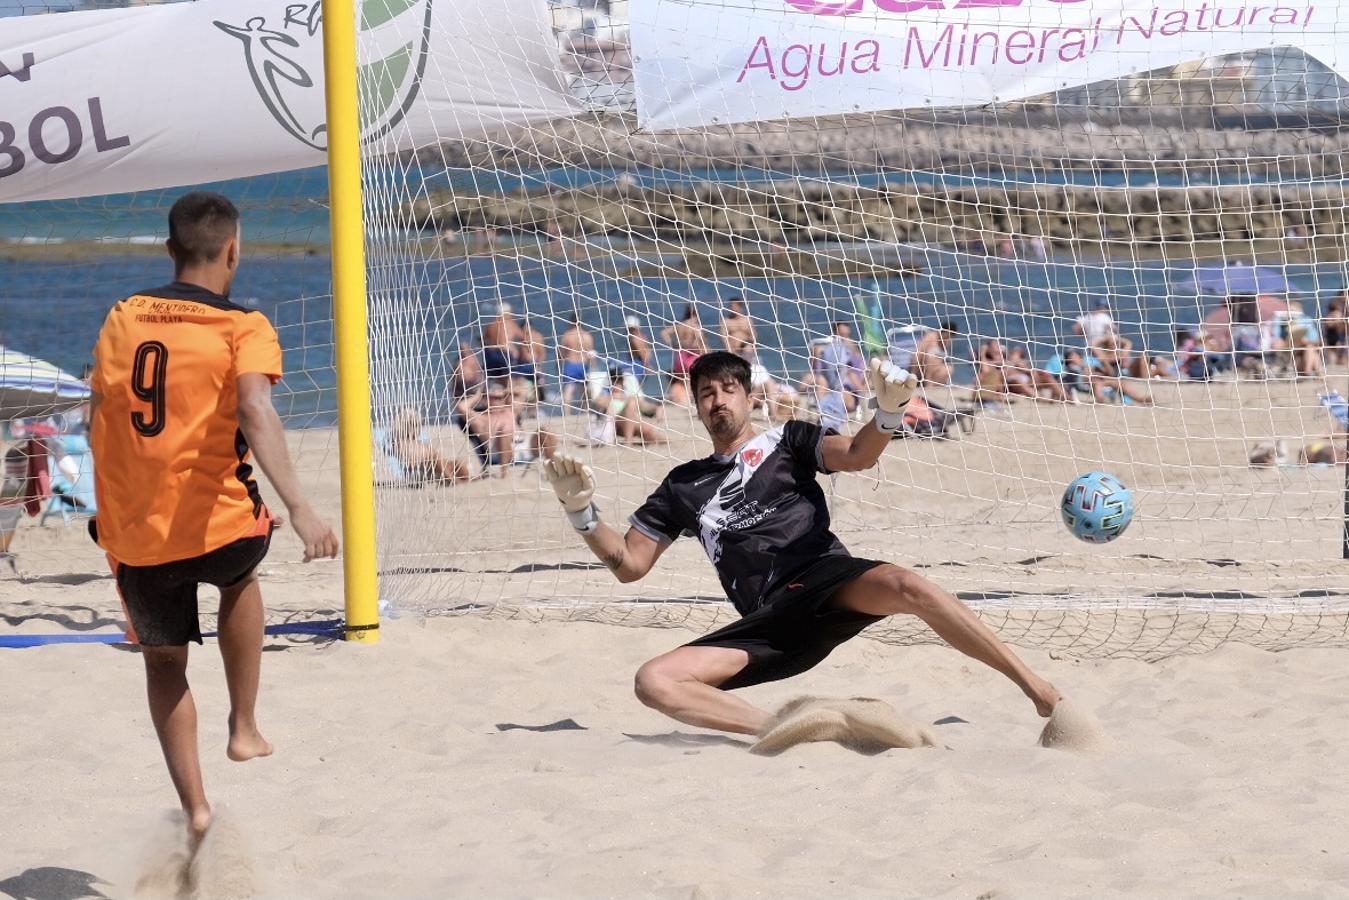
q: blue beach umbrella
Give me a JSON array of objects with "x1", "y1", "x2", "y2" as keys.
[
  {"x1": 1190, "y1": 264, "x2": 1290, "y2": 295},
  {"x1": 0, "y1": 346, "x2": 90, "y2": 421}
]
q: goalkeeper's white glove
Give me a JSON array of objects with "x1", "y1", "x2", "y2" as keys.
[
  {"x1": 544, "y1": 454, "x2": 600, "y2": 533},
  {"x1": 868, "y1": 358, "x2": 918, "y2": 434}
]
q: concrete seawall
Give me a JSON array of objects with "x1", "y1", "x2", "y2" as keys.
[
  {"x1": 406, "y1": 180, "x2": 1349, "y2": 261},
  {"x1": 412, "y1": 118, "x2": 1349, "y2": 260}
]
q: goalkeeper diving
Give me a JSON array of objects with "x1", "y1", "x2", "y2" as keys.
[{"x1": 545, "y1": 351, "x2": 1060, "y2": 737}]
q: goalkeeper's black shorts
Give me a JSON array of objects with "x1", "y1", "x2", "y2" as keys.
[{"x1": 685, "y1": 556, "x2": 886, "y2": 691}]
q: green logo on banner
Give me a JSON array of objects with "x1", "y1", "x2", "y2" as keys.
[{"x1": 215, "y1": 0, "x2": 433, "y2": 151}]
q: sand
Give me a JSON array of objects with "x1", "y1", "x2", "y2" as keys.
[
  {"x1": 5, "y1": 379, "x2": 1349, "y2": 896},
  {"x1": 4, "y1": 611, "x2": 1349, "y2": 896}
]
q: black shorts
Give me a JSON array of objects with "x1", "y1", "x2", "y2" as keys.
[
  {"x1": 115, "y1": 533, "x2": 272, "y2": 647},
  {"x1": 686, "y1": 556, "x2": 886, "y2": 691}
]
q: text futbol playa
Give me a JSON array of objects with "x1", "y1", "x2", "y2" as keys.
[
  {"x1": 738, "y1": 3, "x2": 1319, "y2": 91},
  {"x1": 630, "y1": 0, "x2": 1343, "y2": 130}
]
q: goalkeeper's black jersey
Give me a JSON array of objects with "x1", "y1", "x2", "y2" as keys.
[{"x1": 629, "y1": 420, "x2": 850, "y2": 616}]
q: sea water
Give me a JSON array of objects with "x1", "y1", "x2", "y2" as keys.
[{"x1": 4, "y1": 167, "x2": 1346, "y2": 428}]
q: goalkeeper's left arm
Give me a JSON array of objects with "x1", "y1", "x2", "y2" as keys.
[
  {"x1": 544, "y1": 455, "x2": 667, "y2": 583},
  {"x1": 820, "y1": 359, "x2": 917, "y2": 473}
]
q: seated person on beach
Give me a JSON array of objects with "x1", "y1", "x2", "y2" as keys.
[
  {"x1": 1043, "y1": 349, "x2": 1152, "y2": 405},
  {"x1": 1085, "y1": 352, "x2": 1154, "y2": 405},
  {"x1": 1274, "y1": 301, "x2": 1324, "y2": 377},
  {"x1": 718, "y1": 299, "x2": 782, "y2": 418},
  {"x1": 661, "y1": 304, "x2": 709, "y2": 407},
  {"x1": 1090, "y1": 333, "x2": 1176, "y2": 381},
  {"x1": 450, "y1": 343, "x2": 492, "y2": 469},
  {"x1": 459, "y1": 378, "x2": 558, "y2": 473},
  {"x1": 623, "y1": 315, "x2": 655, "y2": 395},
  {"x1": 589, "y1": 368, "x2": 667, "y2": 446},
  {"x1": 390, "y1": 409, "x2": 473, "y2": 485},
  {"x1": 1005, "y1": 345, "x2": 1067, "y2": 402},
  {"x1": 542, "y1": 351, "x2": 1061, "y2": 744},
  {"x1": 1174, "y1": 329, "x2": 1212, "y2": 380},
  {"x1": 1222, "y1": 294, "x2": 1276, "y2": 377},
  {"x1": 720, "y1": 298, "x2": 756, "y2": 361},
  {"x1": 481, "y1": 301, "x2": 524, "y2": 382},
  {"x1": 1074, "y1": 300, "x2": 1117, "y2": 346},
  {"x1": 912, "y1": 321, "x2": 958, "y2": 386},
  {"x1": 1322, "y1": 295, "x2": 1348, "y2": 366},
  {"x1": 457, "y1": 379, "x2": 520, "y2": 476},
  {"x1": 801, "y1": 340, "x2": 849, "y2": 432},
  {"x1": 814, "y1": 324, "x2": 868, "y2": 414},
  {"x1": 974, "y1": 340, "x2": 1036, "y2": 405},
  {"x1": 558, "y1": 313, "x2": 596, "y2": 406},
  {"x1": 516, "y1": 318, "x2": 550, "y2": 404}
]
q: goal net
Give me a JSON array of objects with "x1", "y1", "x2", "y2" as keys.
[
  {"x1": 361, "y1": 1, "x2": 1349, "y2": 658},
  {"x1": 4, "y1": 0, "x2": 1348, "y2": 657}
]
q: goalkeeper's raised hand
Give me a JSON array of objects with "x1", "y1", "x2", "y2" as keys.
[
  {"x1": 868, "y1": 358, "x2": 918, "y2": 434},
  {"x1": 545, "y1": 454, "x2": 599, "y2": 533}
]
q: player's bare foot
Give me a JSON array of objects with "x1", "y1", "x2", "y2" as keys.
[
  {"x1": 189, "y1": 805, "x2": 212, "y2": 844},
  {"x1": 226, "y1": 721, "x2": 274, "y2": 762},
  {"x1": 1025, "y1": 676, "x2": 1061, "y2": 717}
]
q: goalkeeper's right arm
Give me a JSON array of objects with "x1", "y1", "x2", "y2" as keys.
[{"x1": 545, "y1": 455, "x2": 666, "y2": 583}]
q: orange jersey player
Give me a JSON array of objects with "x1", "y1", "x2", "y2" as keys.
[{"x1": 88, "y1": 192, "x2": 338, "y2": 845}]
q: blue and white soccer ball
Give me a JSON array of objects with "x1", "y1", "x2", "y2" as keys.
[{"x1": 1060, "y1": 471, "x2": 1134, "y2": 544}]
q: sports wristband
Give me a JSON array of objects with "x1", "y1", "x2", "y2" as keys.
[
  {"x1": 868, "y1": 397, "x2": 906, "y2": 434},
  {"x1": 566, "y1": 503, "x2": 600, "y2": 534}
]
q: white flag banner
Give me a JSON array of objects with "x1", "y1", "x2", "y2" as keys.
[
  {"x1": 0, "y1": 0, "x2": 576, "y2": 202},
  {"x1": 631, "y1": 0, "x2": 1348, "y2": 131}
]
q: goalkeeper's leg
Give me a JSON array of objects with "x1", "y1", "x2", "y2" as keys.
[
  {"x1": 634, "y1": 646, "x2": 773, "y2": 736},
  {"x1": 833, "y1": 564, "x2": 1061, "y2": 717}
]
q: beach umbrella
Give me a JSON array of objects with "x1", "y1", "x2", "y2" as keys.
[
  {"x1": 0, "y1": 346, "x2": 90, "y2": 421},
  {"x1": 1190, "y1": 264, "x2": 1290, "y2": 295}
]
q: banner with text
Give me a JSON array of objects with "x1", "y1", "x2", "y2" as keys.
[
  {"x1": 0, "y1": 0, "x2": 575, "y2": 202},
  {"x1": 631, "y1": 0, "x2": 1348, "y2": 130}
]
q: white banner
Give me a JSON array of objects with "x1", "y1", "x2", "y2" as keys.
[
  {"x1": 632, "y1": 0, "x2": 1349, "y2": 131},
  {"x1": 0, "y1": 0, "x2": 576, "y2": 202}
]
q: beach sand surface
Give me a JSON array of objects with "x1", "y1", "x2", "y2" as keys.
[
  {"x1": 4, "y1": 378, "x2": 1349, "y2": 896},
  {"x1": 3, "y1": 616, "x2": 1349, "y2": 898}
]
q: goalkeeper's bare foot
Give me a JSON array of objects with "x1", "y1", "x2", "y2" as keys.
[
  {"x1": 1025, "y1": 676, "x2": 1061, "y2": 718},
  {"x1": 226, "y1": 719, "x2": 273, "y2": 762}
]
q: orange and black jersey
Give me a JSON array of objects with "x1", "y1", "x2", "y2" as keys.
[{"x1": 90, "y1": 281, "x2": 282, "y2": 566}]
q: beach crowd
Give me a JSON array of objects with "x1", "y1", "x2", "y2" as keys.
[{"x1": 391, "y1": 289, "x2": 1349, "y2": 483}]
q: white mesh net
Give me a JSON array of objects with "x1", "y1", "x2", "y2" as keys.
[{"x1": 356, "y1": 2, "x2": 1349, "y2": 656}]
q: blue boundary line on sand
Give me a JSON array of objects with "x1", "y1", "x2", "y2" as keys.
[{"x1": 0, "y1": 619, "x2": 345, "y2": 649}]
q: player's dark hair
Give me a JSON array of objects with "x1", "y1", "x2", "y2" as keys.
[
  {"x1": 167, "y1": 191, "x2": 240, "y2": 268},
  {"x1": 689, "y1": 351, "x2": 751, "y2": 396}
]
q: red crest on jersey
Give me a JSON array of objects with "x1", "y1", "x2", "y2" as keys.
[{"x1": 742, "y1": 448, "x2": 764, "y2": 467}]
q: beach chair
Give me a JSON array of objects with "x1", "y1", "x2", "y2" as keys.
[{"x1": 885, "y1": 324, "x2": 929, "y2": 371}]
